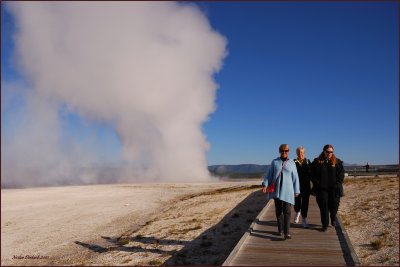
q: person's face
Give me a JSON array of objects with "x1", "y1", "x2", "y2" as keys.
[
  {"x1": 280, "y1": 147, "x2": 289, "y2": 158},
  {"x1": 324, "y1": 147, "x2": 334, "y2": 159},
  {"x1": 297, "y1": 149, "x2": 305, "y2": 160}
]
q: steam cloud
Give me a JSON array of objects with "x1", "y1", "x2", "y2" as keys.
[{"x1": 2, "y1": 2, "x2": 227, "y2": 187}]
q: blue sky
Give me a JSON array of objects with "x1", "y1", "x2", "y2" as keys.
[
  {"x1": 2, "y1": 1, "x2": 398, "y2": 166},
  {"x1": 200, "y1": 1, "x2": 398, "y2": 165}
]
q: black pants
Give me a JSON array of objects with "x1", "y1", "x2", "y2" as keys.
[
  {"x1": 274, "y1": 198, "x2": 291, "y2": 234},
  {"x1": 316, "y1": 189, "x2": 340, "y2": 227},
  {"x1": 294, "y1": 193, "x2": 310, "y2": 218}
]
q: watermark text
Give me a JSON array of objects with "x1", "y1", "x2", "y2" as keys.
[{"x1": 13, "y1": 254, "x2": 50, "y2": 260}]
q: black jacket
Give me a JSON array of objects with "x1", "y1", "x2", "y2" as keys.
[
  {"x1": 311, "y1": 157, "x2": 345, "y2": 197},
  {"x1": 294, "y1": 158, "x2": 312, "y2": 195}
]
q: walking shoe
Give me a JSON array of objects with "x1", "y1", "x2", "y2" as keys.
[
  {"x1": 284, "y1": 234, "x2": 292, "y2": 239},
  {"x1": 277, "y1": 231, "x2": 283, "y2": 236},
  {"x1": 322, "y1": 226, "x2": 328, "y2": 232},
  {"x1": 302, "y1": 217, "x2": 309, "y2": 228},
  {"x1": 294, "y1": 212, "x2": 301, "y2": 223}
]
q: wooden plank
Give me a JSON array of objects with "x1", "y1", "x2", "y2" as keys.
[
  {"x1": 222, "y1": 197, "x2": 273, "y2": 266},
  {"x1": 223, "y1": 196, "x2": 359, "y2": 266}
]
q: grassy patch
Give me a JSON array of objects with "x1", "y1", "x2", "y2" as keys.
[
  {"x1": 117, "y1": 237, "x2": 130, "y2": 246},
  {"x1": 148, "y1": 259, "x2": 164, "y2": 266},
  {"x1": 370, "y1": 239, "x2": 384, "y2": 250}
]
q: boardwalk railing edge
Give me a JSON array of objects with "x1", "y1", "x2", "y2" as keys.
[
  {"x1": 222, "y1": 196, "x2": 273, "y2": 266},
  {"x1": 336, "y1": 214, "x2": 361, "y2": 266}
]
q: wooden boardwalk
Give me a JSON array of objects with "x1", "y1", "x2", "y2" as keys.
[{"x1": 223, "y1": 196, "x2": 360, "y2": 266}]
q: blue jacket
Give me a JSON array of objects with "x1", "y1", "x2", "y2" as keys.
[{"x1": 262, "y1": 158, "x2": 300, "y2": 205}]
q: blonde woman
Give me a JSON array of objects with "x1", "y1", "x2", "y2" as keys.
[{"x1": 293, "y1": 146, "x2": 312, "y2": 228}]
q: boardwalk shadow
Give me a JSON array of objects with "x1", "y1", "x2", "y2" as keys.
[{"x1": 163, "y1": 190, "x2": 267, "y2": 265}]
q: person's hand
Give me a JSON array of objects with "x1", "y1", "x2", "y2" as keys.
[
  {"x1": 262, "y1": 186, "x2": 267, "y2": 194},
  {"x1": 294, "y1": 193, "x2": 299, "y2": 197}
]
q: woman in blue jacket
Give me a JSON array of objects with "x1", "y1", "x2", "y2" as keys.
[{"x1": 262, "y1": 144, "x2": 300, "y2": 239}]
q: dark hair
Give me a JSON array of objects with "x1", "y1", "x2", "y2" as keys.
[
  {"x1": 317, "y1": 144, "x2": 337, "y2": 166},
  {"x1": 279, "y1": 144, "x2": 289, "y2": 151}
]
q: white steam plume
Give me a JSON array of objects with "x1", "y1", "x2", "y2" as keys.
[{"x1": 2, "y1": 1, "x2": 227, "y2": 187}]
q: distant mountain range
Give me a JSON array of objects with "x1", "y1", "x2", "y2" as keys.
[
  {"x1": 208, "y1": 164, "x2": 269, "y2": 174},
  {"x1": 208, "y1": 163, "x2": 398, "y2": 178},
  {"x1": 208, "y1": 164, "x2": 269, "y2": 178}
]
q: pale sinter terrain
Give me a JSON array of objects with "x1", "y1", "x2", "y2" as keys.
[{"x1": 2, "y1": 176, "x2": 398, "y2": 266}]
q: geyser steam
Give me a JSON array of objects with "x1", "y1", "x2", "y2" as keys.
[{"x1": 2, "y1": 2, "x2": 227, "y2": 187}]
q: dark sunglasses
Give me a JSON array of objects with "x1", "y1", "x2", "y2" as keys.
[
  {"x1": 325, "y1": 150, "x2": 334, "y2": 154},
  {"x1": 280, "y1": 150, "x2": 289, "y2": 153}
]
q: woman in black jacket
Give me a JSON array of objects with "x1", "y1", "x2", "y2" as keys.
[
  {"x1": 293, "y1": 146, "x2": 312, "y2": 228},
  {"x1": 311, "y1": 144, "x2": 344, "y2": 232}
]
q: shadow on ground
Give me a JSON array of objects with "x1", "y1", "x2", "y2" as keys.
[
  {"x1": 74, "y1": 187, "x2": 268, "y2": 265},
  {"x1": 163, "y1": 189, "x2": 267, "y2": 265}
]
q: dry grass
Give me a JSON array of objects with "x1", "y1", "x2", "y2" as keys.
[{"x1": 339, "y1": 176, "x2": 399, "y2": 266}]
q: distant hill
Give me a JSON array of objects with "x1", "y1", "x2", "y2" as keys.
[
  {"x1": 343, "y1": 164, "x2": 398, "y2": 173},
  {"x1": 208, "y1": 164, "x2": 269, "y2": 178},
  {"x1": 343, "y1": 163, "x2": 361, "y2": 167},
  {"x1": 208, "y1": 163, "x2": 398, "y2": 178},
  {"x1": 208, "y1": 164, "x2": 269, "y2": 174}
]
